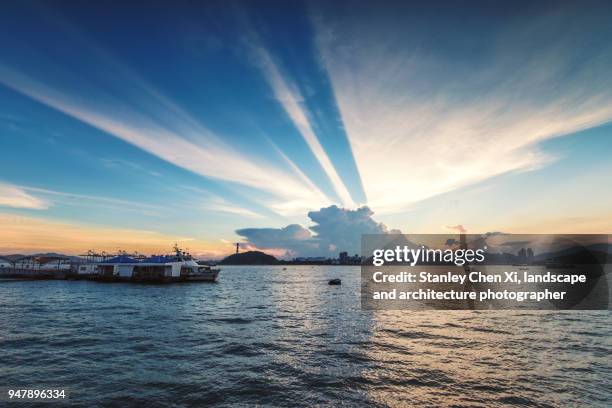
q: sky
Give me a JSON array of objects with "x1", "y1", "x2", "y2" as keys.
[{"x1": 1, "y1": 0, "x2": 612, "y2": 258}]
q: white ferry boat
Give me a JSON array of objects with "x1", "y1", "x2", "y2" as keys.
[{"x1": 96, "y1": 245, "x2": 220, "y2": 283}]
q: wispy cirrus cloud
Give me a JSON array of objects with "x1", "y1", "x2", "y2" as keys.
[
  {"x1": 0, "y1": 63, "x2": 329, "y2": 216},
  {"x1": 26, "y1": 181, "x2": 266, "y2": 220},
  {"x1": 0, "y1": 182, "x2": 49, "y2": 210},
  {"x1": 20, "y1": 185, "x2": 162, "y2": 216},
  {"x1": 313, "y1": 2, "x2": 612, "y2": 213},
  {"x1": 201, "y1": 195, "x2": 263, "y2": 218},
  {"x1": 248, "y1": 41, "x2": 356, "y2": 208},
  {"x1": 176, "y1": 185, "x2": 265, "y2": 219}
]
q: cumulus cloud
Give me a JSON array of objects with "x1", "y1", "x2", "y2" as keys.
[
  {"x1": 236, "y1": 224, "x2": 317, "y2": 257},
  {"x1": 236, "y1": 205, "x2": 394, "y2": 257},
  {"x1": 308, "y1": 206, "x2": 391, "y2": 255}
]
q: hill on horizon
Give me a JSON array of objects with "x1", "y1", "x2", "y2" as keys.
[{"x1": 220, "y1": 251, "x2": 279, "y2": 265}]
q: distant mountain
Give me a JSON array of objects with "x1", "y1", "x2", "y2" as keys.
[
  {"x1": 585, "y1": 243, "x2": 612, "y2": 255},
  {"x1": 482, "y1": 252, "x2": 520, "y2": 265},
  {"x1": 2, "y1": 254, "x2": 25, "y2": 262},
  {"x1": 220, "y1": 251, "x2": 279, "y2": 265},
  {"x1": 534, "y1": 245, "x2": 609, "y2": 265},
  {"x1": 0, "y1": 253, "x2": 83, "y2": 262}
]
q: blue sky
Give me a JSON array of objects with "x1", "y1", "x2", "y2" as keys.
[{"x1": 1, "y1": 1, "x2": 612, "y2": 257}]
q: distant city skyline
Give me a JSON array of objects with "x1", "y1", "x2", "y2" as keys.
[{"x1": 1, "y1": 1, "x2": 612, "y2": 258}]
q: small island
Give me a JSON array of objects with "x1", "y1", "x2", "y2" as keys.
[{"x1": 220, "y1": 251, "x2": 279, "y2": 265}]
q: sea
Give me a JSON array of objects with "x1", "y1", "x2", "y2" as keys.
[{"x1": 1, "y1": 266, "x2": 610, "y2": 407}]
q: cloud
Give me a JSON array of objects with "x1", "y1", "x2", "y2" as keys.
[
  {"x1": 19, "y1": 185, "x2": 162, "y2": 216},
  {"x1": 236, "y1": 224, "x2": 317, "y2": 257},
  {"x1": 0, "y1": 182, "x2": 49, "y2": 210},
  {"x1": 313, "y1": 3, "x2": 612, "y2": 213},
  {"x1": 308, "y1": 205, "x2": 391, "y2": 254},
  {"x1": 100, "y1": 157, "x2": 162, "y2": 177},
  {"x1": 247, "y1": 39, "x2": 356, "y2": 208},
  {"x1": 0, "y1": 62, "x2": 329, "y2": 217},
  {"x1": 4, "y1": 2, "x2": 611, "y2": 225},
  {"x1": 236, "y1": 205, "x2": 393, "y2": 257},
  {"x1": 446, "y1": 224, "x2": 467, "y2": 233},
  {"x1": 204, "y1": 196, "x2": 263, "y2": 218},
  {"x1": 177, "y1": 185, "x2": 264, "y2": 218}
]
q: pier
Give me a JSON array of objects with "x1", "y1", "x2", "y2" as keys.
[
  {"x1": 0, "y1": 247, "x2": 219, "y2": 283},
  {"x1": 0, "y1": 254, "x2": 75, "y2": 280},
  {"x1": 0, "y1": 268, "x2": 72, "y2": 280}
]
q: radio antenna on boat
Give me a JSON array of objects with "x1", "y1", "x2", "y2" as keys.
[{"x1": 173, "y1": 242, "x2": 182, "y2": 256}]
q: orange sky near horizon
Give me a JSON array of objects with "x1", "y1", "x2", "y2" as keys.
[
  {"x1": 0, "y1": 213, "x2": 230, "y2": 258},
  {"x1": 2, "y1": 211, "x2": 611, "y2": 258}
]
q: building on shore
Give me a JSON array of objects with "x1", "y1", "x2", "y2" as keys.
[{"x1": 0, "y1": 256, "x2": 12, "y2": 269}]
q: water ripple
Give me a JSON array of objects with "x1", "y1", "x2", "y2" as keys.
[{"x1": 0, "y1": 266, "x2": 609, "y2": 407}]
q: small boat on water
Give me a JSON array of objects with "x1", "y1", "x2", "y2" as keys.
[{"x1": 96, "y1": 245, "x2": 220, "y2": 283}]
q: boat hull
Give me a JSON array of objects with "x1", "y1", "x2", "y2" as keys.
[
  {"x1": 94, "y1": 269, "x2": 219, "y2": 283},
  {"x1": 183, "y1": 269, "x2": 219, "y2": 282}
]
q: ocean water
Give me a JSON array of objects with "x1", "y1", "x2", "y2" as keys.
[{"x1": 0, "y1": 265, "x2": 610, "y2": 407}]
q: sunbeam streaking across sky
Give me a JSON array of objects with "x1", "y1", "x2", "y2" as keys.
[
  {"x1": 248, "y1": 43, "x2": 356, "y2": 208},
  {"x1": 1, "y1": 0, "x2": 612, "y2": 257},
  {"x1": 0, "y1": 63, "x2": 331, "y2": 216},
  {"x1": 314, "y1": 1, "x2": 612, "y2": 214}
]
